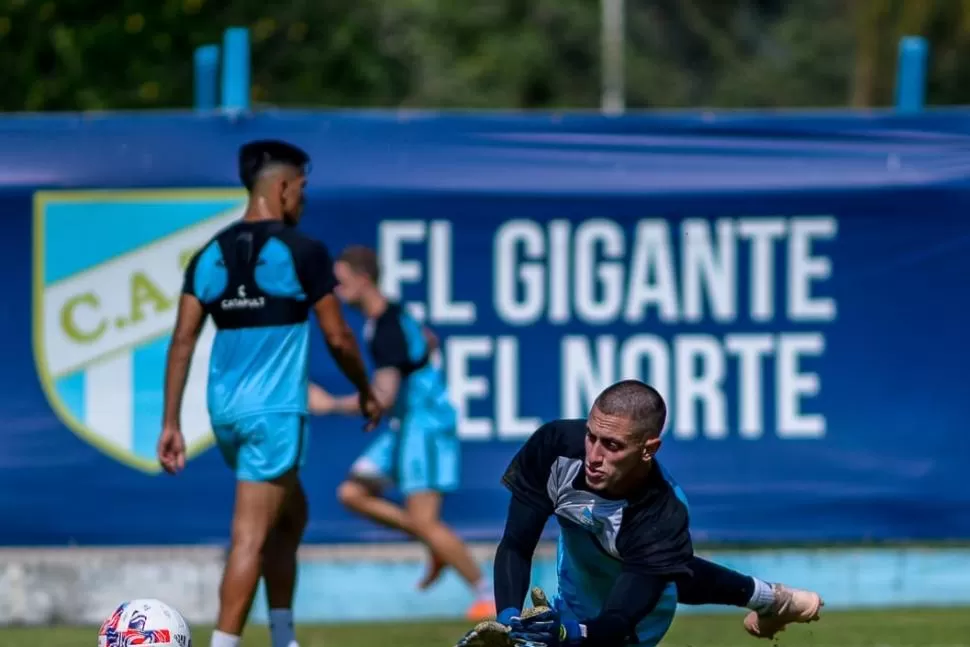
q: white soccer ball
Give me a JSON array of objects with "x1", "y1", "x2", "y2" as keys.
[{"x1": 98, "y1": 598, "x2": 192, "y2": 647}]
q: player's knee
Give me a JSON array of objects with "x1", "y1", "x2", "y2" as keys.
[
  {"x1": 274, "y1": 488, "x2": 309, "y2": 546},
  {"x1": 289, "y1": 484, "x2": 310, "y2": 528},
  {"x1": 263, "y1": 527, "x2": 299, "y2": 560},
  {"x1": 404, "y1": 490, "x2": 442, "y2": 528},
  {"x1": 229, "y1": 521, "x2": 271, "y2": 557},
  {"x1": 406, "y1": 519, "x2": 439, "y2": 543},
  {"x1": 403, "y1": 511, "x2": 444, "y2": 541}
]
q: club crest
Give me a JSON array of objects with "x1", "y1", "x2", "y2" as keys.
[{"x1": 32, "y1": 189, "x2": 246, "y2": 473}]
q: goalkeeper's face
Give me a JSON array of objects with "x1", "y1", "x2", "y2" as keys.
[{"x1": 584, "y1": 405, "x2": 660, "y2": 496}]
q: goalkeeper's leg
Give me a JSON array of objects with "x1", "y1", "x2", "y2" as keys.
[{"x1": 262, "y1": 480, "x2": 308, "y2": 647}]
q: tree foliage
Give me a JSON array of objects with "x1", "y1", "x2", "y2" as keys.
[{"x1": 1, "y1": 0, "x2": 968, "y2": 111}]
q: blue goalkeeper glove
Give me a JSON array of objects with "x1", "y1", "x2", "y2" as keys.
[{"x1": 509, "y1": 587, "x2": 584, "y2": 647}]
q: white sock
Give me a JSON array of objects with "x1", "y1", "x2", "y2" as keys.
[
  {"x1": 210, "y1": 630, "x2": 241, "y2": 647},
  {"x1": 747, "y1": 577, "x2": 775, "y2": 612},
  {"x1": 473, "y1": 579, "x2": 493, "y2": 601},
  {"x1": 269, "y1": 608, "x2": 299, "y2": 647}
]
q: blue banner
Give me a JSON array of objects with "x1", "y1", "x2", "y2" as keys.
[{"x1": 1, "y1": 111, "x2": 969, "y2": 545}]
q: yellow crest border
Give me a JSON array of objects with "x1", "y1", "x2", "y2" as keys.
[{"x1": 31, "y1": 188, "x2": 246, "y2": 473}]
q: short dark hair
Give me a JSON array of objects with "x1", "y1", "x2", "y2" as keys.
[
  {"x1": 592, "y1": 379, "x2": 667, "y2": 438},
  {"x1": 339, "y1": 245, "x2": 381, "y2": 283},
  {"x1": 238, "y1": 139, "x2": 310, "y2": 191}
]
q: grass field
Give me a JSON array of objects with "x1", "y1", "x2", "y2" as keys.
[{"x1": 3, "y1": 608, "x2": 969, "y2": 647}]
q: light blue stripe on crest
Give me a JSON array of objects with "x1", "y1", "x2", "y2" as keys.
[
  {"x1": 44, "y1": 199, "x2": 243, "y2": 284},
  {"x1": 132, "y1": 337, "x2": 169, "y2": 461},
  {"x1": 54, "y1": 371, "x2": 86, "y2": 423}
]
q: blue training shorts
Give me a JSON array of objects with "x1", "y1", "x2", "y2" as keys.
[
  {"x1": 350, "y1": 415, "x2": 459, "y2": 496},
  {"x1": 213, "y1": 413, "x2": 309, "y2": 482}
]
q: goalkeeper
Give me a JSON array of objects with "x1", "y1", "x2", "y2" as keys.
[{"x1": 474, "y1": 380, "x2": 820, "y2": 647}]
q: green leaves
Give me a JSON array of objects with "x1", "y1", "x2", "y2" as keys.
[{"x1": 0, "y1": 1, "x2": 966, "y2": 111}]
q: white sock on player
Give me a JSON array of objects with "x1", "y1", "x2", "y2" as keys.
[
  {"x1": 210, "y1": 629, "x2": 241, "y2": 647},
  {"x1": 269, "y1": 608, "x2": 299, "y2": 647},
  {"x1": 747, "y1": 577, "x2": 775, "y2": 612}
]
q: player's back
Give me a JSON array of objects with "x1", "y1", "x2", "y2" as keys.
[
  {"x1": 184, "y1": 220, "x2": 327, "y2": 424},
  {"x1": 366, "y1": 303, "x2": 455, "y2": 428}
]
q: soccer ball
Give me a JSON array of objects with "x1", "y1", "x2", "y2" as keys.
[{"x1": 98, "y1": 598, "x2": 192, "y2": 647}]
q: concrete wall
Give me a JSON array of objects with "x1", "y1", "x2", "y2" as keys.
[{"x1": 1, "y1": 543, "x2": 969, "y2": 626}]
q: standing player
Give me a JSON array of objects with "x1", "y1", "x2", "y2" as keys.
[
  {"x1": 307, "y1": 245, "x2": 495, "y2": 621},
  {"x1": 157, "y1": 140, "x2": 383, "y2": 647},
  {"x1": 466, "y1": 379, "x2": 820, "y2": 647}
]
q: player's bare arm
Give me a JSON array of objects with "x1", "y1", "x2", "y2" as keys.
[
  {"x1": 313, "y1": 293, "x2": 371, "y2": 393},
  {"x1": 158, "y1": 293, "x2": 206, "y2": 474},
  {"x1": 423, "y1": 325, "x2": 439, "y2": 352},
  {"x1": 309, "y1": 367, "x2": 400, "y2": 416},
  {"x1": 312, "y1": 293, "x2": 383, "y2": 429}
]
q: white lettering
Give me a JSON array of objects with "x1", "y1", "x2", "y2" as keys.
[
  {"x1": 682, "y1": 219, "x2": 737, "y2": 322},
  {"x1": 777, "y1": 333, "x2": 826, "y2": 438},
  {"x1": 674, "y1": 335, "x2": 728, "y2": 440},
  {"x1": 574, "y1": 220, "x2": 625, "y2": 324},
  {"x1": 429, "y1": 221, "x2": 475, "y2": 324},
  {"x1": 548, "y1": 220, "x2": 571, "y2": 324},
  {"x1": 725, "y1": 334, "x2": 774, "y2": 439},
  {"x1": 738, "y1": 218, "x2": 786, "y2": 322},
  {"x1": 219, "y1": 296, "x2": 265, "y2": 310},
  {"x1": 494, "y1": 220, "x2": 545, "y2": 325},
  {"x1": 618, "y1": 335, "x2": 671, "y2": 419},
  {"x1": 557, "y1": 332, "x2": 827, "y2": 440},
  {"x1": 624, "y1": 220, "x2": 679, "y2": 323},
  {"x1": 445, "y1": 336, "x2": 492, "y2": 440},
  {"x1": 378, "y1": 220, "x2": 426, "y2": 321},
  {"x1": 561, "y1": 335, "x2": 616, "y2": 418},
  {"x1": 788, "y1": 217, "x2": 837, "y2": 321},
  {"x1": 496, "y1": 337, "x2": 541, "y2": 438}
]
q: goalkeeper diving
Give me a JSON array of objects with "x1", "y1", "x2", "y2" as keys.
[{"x1": 459, "y1": 379, "x2": 822, "y2": 647}]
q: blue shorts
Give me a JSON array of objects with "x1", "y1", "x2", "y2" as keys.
[
  {"x1": 350, "y1": 416, "x2": 459, "y2": 496},
  {"x1": 213, "y1": 413, "x2": 309, "y2": 482}
]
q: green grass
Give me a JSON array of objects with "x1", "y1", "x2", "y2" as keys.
[{"x1": 3, "y1": 608, "x2": 969, "y2": 647}]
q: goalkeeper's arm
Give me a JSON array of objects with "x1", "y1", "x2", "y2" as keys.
[
  {"x1": 494, "y1": 495, "x2": 548, "y2": 623},
  {"x1": 581, "y1": 569, "x2": 671, "y2": 646}
]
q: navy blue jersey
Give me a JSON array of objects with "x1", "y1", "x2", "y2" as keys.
[
  {"x1": 182, "y1": 220, "x2": 335, "y2": 424},
  {"x1": 365, "y1": 303, "x2": 455, "y2": 428},
  {"x1": 502, "y1": 419, "x2": 692, "y2": 644}
]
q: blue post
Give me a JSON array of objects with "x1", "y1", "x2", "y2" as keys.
[
  {"x1": 221, "y1": 27, "x2": 251, "y2": 113},
  {"x1": 895, "y1": 36, "x2": 928, "y2": 113},
  {"x1": 193, "y1": 45, "x2": 219, "y2": 111}
]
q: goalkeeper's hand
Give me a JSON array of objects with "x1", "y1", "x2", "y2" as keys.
[
  {"x1": 455, "y1": 620, "x2": 512, "y2": 647},
  {"x1": 509, "y1": 588, "x2": 584, "y2": 647},
  {"x1": 454, "y1": 587, "x2": 565, "y2": 647}
]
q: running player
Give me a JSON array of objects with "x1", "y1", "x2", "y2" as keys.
[
  {"x1": 466, "y1": 379, "x2": 820, "y2": 647},
  {"x1": 307, "y1": 245, "x2": 495, "y2": 621},
  {"x1": 157, "y1": 140, "x2": 383, "y2": 647}
]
